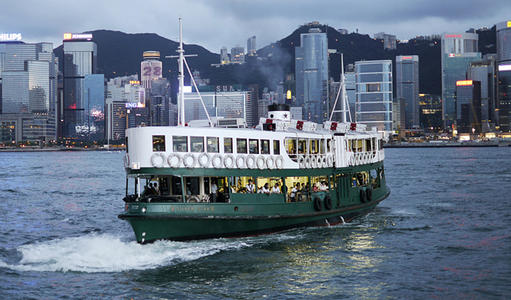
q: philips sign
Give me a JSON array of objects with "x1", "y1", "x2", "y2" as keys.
[{"x1": 0, "y1": 33, "x2": 22, "y2": 41}]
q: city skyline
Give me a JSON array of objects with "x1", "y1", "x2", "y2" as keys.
[{"x1": 1, "y1": 0, "x2": 510, "y2": 53}]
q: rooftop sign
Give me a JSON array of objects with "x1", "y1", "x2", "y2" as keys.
[
  {"x1": 456, "y1": 80, "x2": 473, "y2": 86},
  {"x1": 63, "y1": 33, "x2": 93, "y2": 40},
  {"x1": 0, "y1": 33, "x2": 22, "y2": 41}
]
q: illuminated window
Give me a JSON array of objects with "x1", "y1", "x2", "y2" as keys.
[
  {"x1": 152, "y1": 135, "x2": 165, "y2": 152},
  {"x1": 224, "y1": 138, "x2": 233, "y2": 153},
  {"x1": 249, "y1": 139, "x2": 259, "y2": 154},
  {"x1": 191, "y1": 136, "x2": 204, "y2": 152},
  {"x1": 173, "y1": 136, "x2": 188, "y2": 152},
  {"x1": 207, "y1": 137, "x2": 219, "y2": 153},
  {"x1": 261, "y1": 139, "x2": 270, "y2": 154},
  {"x1": 273, "y1": 140, "x2": 280, "y2": 155},
  {"x1": 237, "y1": 138, "x2": 247, "y2": 154}
]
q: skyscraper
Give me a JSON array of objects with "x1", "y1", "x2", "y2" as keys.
[
  {"x1": 247, "y1": 36, "x2": 256, "y2": 56},
  {"x1": 396, "y1": 55, "x2": 420, "y2": 129},
  {"x1": 62, "y1": 33, "x2": 98, "y2": 139},
  {"x1": 230, "y1": 46, "x2": 245, "y2": 64},
  {"x1": 355, "y1": 60, "x2": 393, "y2": 132},
  {"x1": 455, "y1": 80, "x2": 481, "y2": 133},
  {"x1": 220, "y1": 47, "x2": 229, "y2": 64},
  {"x1": 496, "y1": 21, "x2": 511, "y2": 131},
  {"x1": 441, "y1": 32, "x2": 480, "y2": 128},
  {"x1": 295, "y1": 28, "x2": 328, "y2": 123},
  {"x1": 0, "y1": 39, "x2": 57, "y2": 142},
  {"x1": 468, "y1": 54, "x2": 497, "y2": 131},
  {"x1": 140, "y1": 51, "x2": 162, "y2": 90}
]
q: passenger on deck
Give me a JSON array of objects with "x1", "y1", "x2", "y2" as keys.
[
  {"x1": 246, "y1": 179, "x2": 256, "y2": 193},
  {"x1": 151, "y1": 182, "x2": 159, "y2": 195},
  {"x1": 261, "y1": 183, "x2": 270, "y2": 194},
  {"x1": 320, "y1": 181, "x2": 328, "y2": 191},
  {"x1": 272, "y1": 183, "x2": 281, "y2": 194},
  {"x1": 210, "y1": 181, "x2": 218, "y2": 202},
  {"x1": 290, "y1": 183, "x2": 299, "y2": 202}
]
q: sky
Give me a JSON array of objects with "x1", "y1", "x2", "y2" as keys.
[{"x1": 1, "y1": 0, "x2": 510, "y2": 53}]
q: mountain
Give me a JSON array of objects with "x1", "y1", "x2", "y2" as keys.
[{"x1": 54, "y1": 25, "x2": 496, "y2": 97}]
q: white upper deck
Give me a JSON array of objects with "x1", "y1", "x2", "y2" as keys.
[{"x1": 124, "y1": 109, "x2": 385, "y2": 171}]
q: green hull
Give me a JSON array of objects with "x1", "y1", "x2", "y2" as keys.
[{"x1": 119, "y1": 162, "x2": 390, "y2": 243}]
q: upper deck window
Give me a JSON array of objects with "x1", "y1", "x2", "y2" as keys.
[
  {"x1": 152, "y1": 135, "x2": 165, "y2": 152},
  {"x1": 207, "y1": 137, "x2": 219, "y2": 153},
  {"x1": 249, "y1": 139, "x2": 259, "y2": 154},
  {"x1": 237, "y1": 138, "x2": 247, "y2": 154},
  {"x1": 298, "y1": 139, "x2": 307, "y2": 154},
  {"x1": 285, "y1": 138, "x2": 296, "y2": 155},
  {"x1": 191, "y1": 136, "x2": 204, "y2": 152},
  {"x1": 224, "y1": 138, "x2": 233, "y2": 153},
  {"x1": 173, "y1": 136, "x2": 188, "y2": 152},
  {"x1": 261, "y1": 139, "x2": 270, "y2": 154},
  {"x1": 273, "y1": 140, "x2": 281, "y2": 155},
  {"x1": 320, "y1": 139, "x2": 325, "y2": 154}
]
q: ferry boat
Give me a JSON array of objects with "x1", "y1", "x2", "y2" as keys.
[{"x1": 118, "y1": 20, "x2": 390, "y2": 243}]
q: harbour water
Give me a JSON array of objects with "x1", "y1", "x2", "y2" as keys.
[{"x1": 0, "y1": 148, "x2": 510, "y2": 299}]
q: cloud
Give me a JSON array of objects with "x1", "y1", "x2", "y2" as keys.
[{"x1": 0, "y1": 0, "x2": 508, "y2": 52}]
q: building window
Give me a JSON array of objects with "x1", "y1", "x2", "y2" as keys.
[
  {"x1": 173, "y1": 136, "x2": 188, "y2": 152},
  {"x1": 261, "y1": 139, "x2": 270, "y2": 154},
  {"x1": 249, "y1": 139, "x2": 259, "y2": 154},
  {"x1": 224, "y1": 137, "x2": 233, "y2": 153},
  {"x1": 152, "y1": 135, "x2": 165, "y2": 152},
  {"x1": 273, "y1": 140, "x2": 281, "y2": 155},
  {"x1": 207, "y1": 137, "x2": 219, "y2": 153},
  {"x1": 237, "y1": 138, "x2": 247, "y2": 154},
  {"x1": 191, "y1": 136, "x2": 204, "y2": 152}
]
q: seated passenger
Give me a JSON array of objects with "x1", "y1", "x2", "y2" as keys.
[
  {"x1": 261, "y1": 183, "x2": 270, "y2": 194},
  {"x1": 272, "y1": 183, "x2": 281, "y2": 194},
  {"x1": 246, "y1": 179, "x2": 256, "y2": 193},
  {"x1": 320, "y1": 181, "x2": 328, "y2": 191}
]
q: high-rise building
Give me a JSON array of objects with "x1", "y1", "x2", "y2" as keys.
[
  {"x1": 355, "y1": 60, "x2": 393, "y2": 131},
  {"x1": 247, "y1": 36, "x2": 256, "y2": 56},
  {"x1": 374, "y1": 32, "x2": 397, "y2": 50},
  {"x1": 396, "y1": 55, "x2": 420, "y2": 129},
  {"x1": 441, "y1": 32, "x2": 480, "y2": 128},
  {"x1": 220, "y1": 47, "x2": 229, "y2": 64},
  {"x1": 231, "y1": 46, "x2": 245, "y2": 64},
  {"x1": 295, "y1": 28, "x2": 328, "y2": 123},
  {"x1": 468, "y1": 54, "x2": 497, "y2": 131},
  {"x1": 496, "y1": 21, "x2": 511, "y2": 131},
  {"x1": 419, "y1": 94, "x2": 442, "y2": 131},
  {"x1": 62, "y1": 33, "x2": 99, "y2": 140},
  {"x1": 0, "y1": 39, "x2": 57, "y2": 142},
  {"x1": 455, "y1": 80, "x2": 481, "y2": 133},
  {"x1": 140, "y1": 51, "x2": 162, "y2": 90}
]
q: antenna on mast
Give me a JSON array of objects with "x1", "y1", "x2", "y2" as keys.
[
  {"x1": 166, "y1": 18, "x2": 213, "y2": 127},
  {"x1": 329, "y1": 53, "x2": 352, "y2": 123}
]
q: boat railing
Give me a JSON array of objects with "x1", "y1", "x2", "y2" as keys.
[{"x1": 295, "y1": 153, "x2": 334, "y2": 169}]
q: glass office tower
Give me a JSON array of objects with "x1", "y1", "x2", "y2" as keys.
[
  {"x1": 62, "y1": 36, "x2": 97, "y2": 139},
  {"x1": 441, "y1": 32, "x2": 480, "y2": 128},
  {"x1": 295, "y1": 28, "x2": 328, "y2": 123},
  {"x1": 396, "y1": 55, "x2": 419, "y2": 129},
  {"x1": 355, "y1": 60, "x2": 393, "y2": 131},
  {"x1": 496, "y1": 21, "x2": 511, "y2": 131}
]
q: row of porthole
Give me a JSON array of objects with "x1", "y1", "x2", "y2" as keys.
[
  {"x1": 298, "y1": 155, "x2": 334, "y2": 169},
  {"x1": 150, "y1": 152, "x2": 285, "y2": 169}
]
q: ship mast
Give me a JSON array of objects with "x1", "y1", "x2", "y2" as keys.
[
  {"x1": 177, "y1": 18, "x2": 185, "y2": 126},
  {"x1": 329, "y1": 53, "x2": 352, "y2": 123}
]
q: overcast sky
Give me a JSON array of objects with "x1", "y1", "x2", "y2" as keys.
[{"x1": 1, "y1": 0, "x2": 510, "y2": 52}]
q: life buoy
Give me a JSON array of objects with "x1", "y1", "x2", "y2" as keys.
[
  {"x1": 321, "y1": 156, "x2": 327, "y2": 168},
  {"x1": 256, "y1": 156, "x2": 266, "y2": 170},
  {"x1": 304, "y1": 156, "x2": 311, "y2": 168},
  {"x1": 188, "y1": 195, "x2": 200, "y2": 203},
  {"x1": 366, "y1": 188, "x2": 373, "y2": 202},
  {"x1": 223, "y1": 154, "x2": 234, "y2": 168},
  {"x1": 298, "y1": 156, "x2": 305, "y2": 168},
  {"x1": 311, "y1": 156, "x2": 318, "y2": 168},
  {"x1": 327, "y1": 155, "x2": 334, "y2": 166},
  {"x1": 167, "y1": 153, "x2": 182, "y2": 168},
  {"x1": 198, "y1": 153, "x2": 210, "y2": 168},
  {"x1": 324, "y1": 195, "x2": 332, "y2": 210},
  {"x1": 313, "y1": 197, "x2": 322, "y2": 211},
  {"x1": 275, "y1": 156, "x2": 284, "y2": 169},
  {"x1": 150, "y1": 153, "x2": 165, "y2": 168},
  {"x1": 360, "y1": 189, "x2": 367, "y2": 203},
  {"x1": 211, "y1": 154, "x2": 223, "y2": 168},
  {"x1": 266, "y1": 156, "x2": 275, "y2": 169},
  {"x1": 236, "y1": 155, "x2": 246, "y2": 168},
  {"x1": 246, "y1": 155, "x2": 256, "y2": 169},
  {"x1": 183, "y1": 153, "x2": 196, "y2": 168}
]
